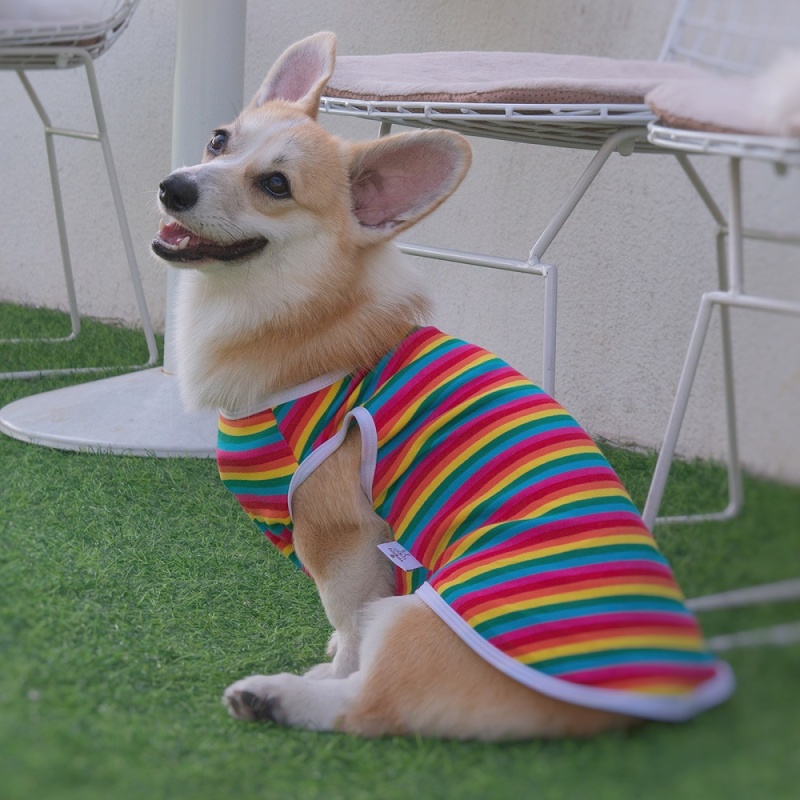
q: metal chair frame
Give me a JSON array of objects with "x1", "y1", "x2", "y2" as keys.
[
  {"x1": 318, "y1": 0, "x2": 800, "y2": 518},
  {"x1": 317, "y1": 0, "x2": 800, "y2": 645},
  {"x1": 641, "y1": 125, "x2": 800, "y2": 647},
  {"x1": 319, "y1": 99, "x2": 656, "y2": 400},
  {"x1": 0, "y1": 0, "x2": 158, "y2": 379},
  {"x1": 644, "y1": 134, "x2": 800, "y2": 528}
]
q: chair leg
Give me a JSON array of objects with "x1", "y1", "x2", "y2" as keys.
[
  {"x1": 642, "y1": 292, "x2": 717, "y2": 530},
  {"x1": 646, "y1": 157, "x2": 747, "y2": 527},
  {"x1": 715, "y1": 231, "x2": 744, "y2": 520},
  {"x1": 1, "y1": 58, "x2": 159, "y2": 378},
  {"x1": 527, "y1": 128, "x2": 645, "y2": 263},
  {"x1": 646, "y1": 232, "x2": 744, "y2": 528},
  {"x1": 396, "y1": 128, "x2": 640, "y2": 397},
  {"x1": 13, "y1": 70, "x2": 81, "y2": 343},
  {"x1": 539, "y1": 262, "x2": 558, "y2": 396},
  {"x1": 80, "y1": 52, "x2": 159, "y2": 366}
]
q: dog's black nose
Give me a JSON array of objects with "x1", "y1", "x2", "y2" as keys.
[{"x1": 159, "y1": 173, "x2": 199, "y2": 212}]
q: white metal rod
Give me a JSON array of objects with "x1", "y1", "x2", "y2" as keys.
[
  {"x1": 643, "y1": 293, "x2": 716, "y2": 529},
  {"x1": 1, "y1": 365, "x2": 142, "y2": 381},
  {"x1": 675, "y1": 153, "x2": 726, "y2": 226},
  {"x1": 646, "y1": 285, "x2": 800, "y2": 526},
  {"x1": 44, "y1": 126, "x2": 101, "y2": 142},
  {"x1": 11, "y1": 56, "x2": 159, "y2": 371},
  {"x1": 0, "y1": 334, "x2": 75, "y2": 345},
  {"x1": 396, "y1": 244, "x2": 556, "y2": 395},
  {"x1": 714, "y1": 231, "x2": 744, "y2": 519},
  {"x1": 739, "y1": 227, "x2": 800, "y2": 246},
  {"x1": 397, "y1": 243, "x2": 546, "y2": 276},
  {"x1": 79, "y1": 50, "x2": 159, "y2": 366},
  {"x1": 15, "y1": 69, "x2": 50, "y2": 126},
  {"x1": 528, "y1": 127, "x2": 645, "y2": 263},
  {"x1": 656, "y1": 506, "x2": 740, "y2": 525},
  {"x1": 16, "y1": 70, "x2": 81, "y2": 338},
  {"x1": 657, "y1": 0, "x2": 691, "y2": 61},
  {"x1": 540, "y1": 263, "x2": 558, "y2": 396},
  {"x1": 43, "y1": 128, "x2": 82, "y2": 338},
  {"x1": 727, "y1": 158, "x2": 744, "y2": 294},
  {"x1": 706, "y1": 290, "x2": 800, "y2": 316},
  {"x1": 687, "y1": 578, "x2": 800, "y2": 612},
  {"x1": 706, "y1": 622, "x2": 800, "y2": 652}
]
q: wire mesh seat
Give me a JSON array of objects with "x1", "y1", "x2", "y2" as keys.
[{"x1": 0, "y1": 0, "x2": 158, "y2": 379}]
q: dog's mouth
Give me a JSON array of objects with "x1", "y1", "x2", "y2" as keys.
[{"x1": 151, "y1": 219, "x2": 268, "y2": 263}]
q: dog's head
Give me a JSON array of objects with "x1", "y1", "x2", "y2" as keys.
[{"x1": 152, "y1": 32, "x2": 471, "y2": 273}]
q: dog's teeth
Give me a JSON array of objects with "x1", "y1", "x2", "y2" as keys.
[{"x1": 176, "y1": 236, "x2": 191, "y2": 250}]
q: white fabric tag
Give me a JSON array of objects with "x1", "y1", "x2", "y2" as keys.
[{"x1": 377, "y1": 542, "x2": 424, "y2": 571}]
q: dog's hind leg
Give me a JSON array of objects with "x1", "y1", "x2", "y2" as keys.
[
  {"x1": 339, "y1": 595, "x2": 636, "y2": 740},
  {"x1": 224, "y1": 593, "x2": 636, "y2": 739}
]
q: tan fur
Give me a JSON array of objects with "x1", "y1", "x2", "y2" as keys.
[
  {"x1": 341, "y1": 598, "x2": 636, "y2": 740},
  {"x1": 154, "y1": 32, "x2": 638, "y2": 739},
  {"x1": 292, "y1": 430, "x2": 394, "y2": 585},
  {"x1": 206, "y1": 273, "x2": 430, "y2": 401}
]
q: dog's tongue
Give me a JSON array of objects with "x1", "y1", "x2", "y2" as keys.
[
  {"x1": 153, "y1": 218, "x2": 267, "y2": 263},
  {"x1": 158, "y1": 219, "x2": 213, "y2": 247}
]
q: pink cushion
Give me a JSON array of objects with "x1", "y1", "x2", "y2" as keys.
[
  {"x1": 647, "y1": 69, "x2": 800, "y2": 137},
  {"x1": 647, "y1": 77, "x2": 771, "y2": 135},
  {"x1": 325, "y1": 51, "x2": 707, "y2": 106}
]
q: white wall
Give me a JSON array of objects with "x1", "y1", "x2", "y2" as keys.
[{"x1": 1, "y1": 0, "x2": 799, "y2": 483}]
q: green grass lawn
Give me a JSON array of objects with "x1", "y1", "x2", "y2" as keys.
[{"x1": 1, "y1": 304, "x2": 799, "y2": 800}]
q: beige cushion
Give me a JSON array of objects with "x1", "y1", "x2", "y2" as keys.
[
  {"x1": 647, "y1": 65, "x2": 800, "y2": 137},
  {"x1": 325, "y1": 50, "x2": 707, "y2": 106},
  {"x1": 648, "y1": 77, "x2": 768, "y2": 135}
]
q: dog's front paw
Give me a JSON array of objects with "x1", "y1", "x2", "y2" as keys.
[
  {"x1": 222, "y1": 672, "x2": 355, "y2": 732},
  {"x1": 223, "y1": 675, "x2": 287, "y2": 723}
]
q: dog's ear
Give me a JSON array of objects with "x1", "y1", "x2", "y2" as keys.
[
  {"x1": 249, "y1": 31, "x2": 336, "y2": 118},
  {"x1": 349, "y1": 131, "x2": 472, "y2": 244}
]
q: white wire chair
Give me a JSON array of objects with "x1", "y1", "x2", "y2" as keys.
[
  {"x1": 0, "y1": 0, "x2": 158, "y2": 379},
  {"x1": 319, "y1": 1, "x2": 800, "y2": 649},
  {"x1": 638, "y1": 35, "x2": 800, "y2": 646},
  {"x1": 644, "y1": 119, "x2": 800, "y2": 649},
  {"x1": 645, "y1": 0, "x2": 800, "y2": 528},
  {"x1": 319, "y1": 0, "x2": 800, "y2": 512},
  {"x1": 321, "y1": 64, "x2": 675, "y2": 398}
]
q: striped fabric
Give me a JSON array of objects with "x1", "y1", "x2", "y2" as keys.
[{"x1": 217, "y1": 326, "x2": 733, "y2": 720}]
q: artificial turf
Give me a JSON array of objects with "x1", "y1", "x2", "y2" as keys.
[{"x1": 1, "y1": 304, "x2": 798, "y2": 800}]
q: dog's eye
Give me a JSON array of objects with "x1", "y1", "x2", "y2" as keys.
[
  {"x1": 261, "y1": 172, "x2": 291, "y2": 199},
  {"x1": 208, "y1": 131, "x2": 227, "y2": 155}
]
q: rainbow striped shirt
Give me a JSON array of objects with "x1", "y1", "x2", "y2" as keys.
[{"x1": 217, "y1": 327, "x2": 734, "y2": 721}]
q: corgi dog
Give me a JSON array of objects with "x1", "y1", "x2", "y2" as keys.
[{"x1": 152, "y1": 33, "x2": 733, "y2": 740}]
